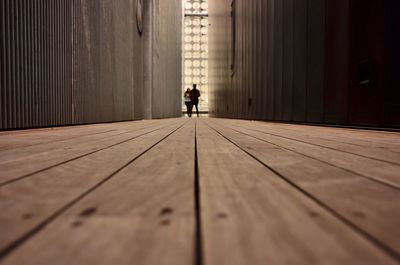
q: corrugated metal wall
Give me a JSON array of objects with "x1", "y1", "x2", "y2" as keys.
[
  {"x1": 208, "y1": 0, "x2": 400, "y2": 128},
  {"x1": 1, "y1": 0, "x2": 73, "y2": 129},
  {"x1": 208, "y1": 0, "x2": 325, "y2": 123},
  {"x1": 0, "y1": 0, "x2": 182, "y2": 130},
  {"x1": 384, "y1": 0, "x2": 400, "y2": 126}
]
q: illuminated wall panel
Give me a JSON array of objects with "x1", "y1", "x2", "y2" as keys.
[{"x1": 182, "y1": 0, "x2": 209, "y2": 113}]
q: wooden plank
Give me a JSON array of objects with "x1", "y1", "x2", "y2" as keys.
[
  {"x1": 0, "y1": 119, "x2": 180, "y2": 184},
  {"x1": 196, "y1": 120, "x2": 396, "y2": 265},
  {"x1": 0, "y1": 119, "x2": 195, "y2": 265},
  {"x1": 216, "y1": 119, "x2": 400, "y2": 189},
  {"x1": 0, "y1": 128, "x2": 118, "y2": 151},
  {"x1": 0, "y1": 119, "x2": 188, "y2": 260},
  {"x1": 221, "y1": 119, "x2": 400, "y2": 165},
  {"x1": 247, "y1": 120, "x2": 400, "y2": 148},
  {"x1": 0, "y1": 120, "x2": 154, "y2": 153},
  {"x1": 0, "y1": 119, "x2": 162, "y2": 151},
  {"x1": 218, "y1": 120, "x2": 400, "y2": 174},
  {"x1": 207, "y1": 118, "x2": 400, "y2": 259},
  {"x1": 255, "y1": 125, "x2": 400, "y2": 164}
]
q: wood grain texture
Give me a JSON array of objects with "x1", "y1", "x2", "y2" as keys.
[
  {"x1": 248, "y1": 119, "x2": 400, "y2": 147},
  {"x1": 0, "y1": 119, "x2": 167, "y2": 153},
  {"x1": 0, "y1": 120, "x2": 187, "y2": 254},
  {"x1": 216, "y1": 119, "x2": 400, "y2": 188},
  {"x1": 0, "y1": 119, "x2": 160, "y2": 151},
  {"x1": 207, "y1": 118, "x2": 400, "y2": 259},
  {"x1": 0, "y1": 119, "x2": 178, "y2": 184},
  {"x1": 223, "y1": 119, "x2": 400, "y2": 164},
  {"x1": 0, "y1": 118, "x2": 399, "y2": 265},
  {"x1": 1, "y1": 119, "x2": 195, "y2": 265},
  {"x1": 197, "y1": 119, "x2": 397, "y2": 265}
]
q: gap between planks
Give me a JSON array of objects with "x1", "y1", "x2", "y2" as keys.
[
  {"x1": 196, "y1": 120, "x2": 398, "y2": 265},
  {"x1": 0, "y1": 120, "x2": 189, "y2": 262},
  {"x1": 218, "y1": 118, "x2": 400, "y2": 165},
  {"x1": 0, "y1": 119, "x2": 183, "y2": 186},
  {"x1": 212, "y1": 119, "x2": 400, "y2": 191},
  {"x1": 203, "y1": 119, "x2": 400, "y2": 264},
  {"x1": 0, "y1": 119, "x2": 162, "y2": 151}
]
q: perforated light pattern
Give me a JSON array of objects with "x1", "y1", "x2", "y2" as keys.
[{"x1": 182, "y1": 0, "x2": 209, "y2": 112}]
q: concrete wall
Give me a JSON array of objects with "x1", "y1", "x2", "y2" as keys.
[
  {"x1": 0, "y1": 0, "x2": 182, "y2": 129},
  {"x1": 208, "y1": 0, "x2": 400, "y2": 128}
]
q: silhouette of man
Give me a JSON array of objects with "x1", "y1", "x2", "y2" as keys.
[{"x1": 190, "y1": 84, "x2": 201, "y2": 117}]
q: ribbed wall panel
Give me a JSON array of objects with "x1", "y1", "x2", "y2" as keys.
[
  {"x1": 209, "y1": 0, "x2": 400, "y2": 128},
  {"x1": 0, "y1": 0, "x2": 182, "y2": 129},
  {"x1": 0, "y1": 0, "x2": 74, "y2": 129},
  {"x1": 0, "y1": 0, "x2": 4, "y2": 128}
]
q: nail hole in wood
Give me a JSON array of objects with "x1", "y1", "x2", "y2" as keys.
[
  {"x1": 71, "y1": 221, "x2": 83, "y2": 228},
  {"x1": 216, "y1": 212, "x2": 228, "y2": 219},
  {"x1": 21, "y1": 213, "x2": 34, "y2": 220},
  {"x1": 80, "y1": 207, "x2": 97, "y2": 218},
  {"x1": 160, "y1": 207, "x2": 173, "y2": 216},
  {"x1": 353, "y1": 211, "x2": 366, "y2": 219},
  {"x1": 160, "y1": 220, "x2": 171, "y2": 226}
]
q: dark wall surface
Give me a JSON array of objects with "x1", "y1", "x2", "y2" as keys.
[
  {"x1": 208, "y1": 0, "x2": 400, "y2": 128},
  {"x1": 384, "y1": 0, "x2": 400, "y2": 126},
  {"x1": 0, "y1": 0, "x2": 182, "y2": 130}
]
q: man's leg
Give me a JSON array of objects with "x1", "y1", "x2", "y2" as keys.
[{"x1": 195, "y1": 103, "x2": 199, "y2": 117}]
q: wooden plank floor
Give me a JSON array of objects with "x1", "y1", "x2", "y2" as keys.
[{"x1": 0, "y1": 118, "x2": 399, "y2": 265}]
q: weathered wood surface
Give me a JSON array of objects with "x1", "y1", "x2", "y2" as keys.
[
  {"x1": 198, "y1": 120, "x2": 398, "y2": 265},
  {"x1": 1, "y1": 119, "x2": 195, "y2": 265},
  {"x1": 0, "y1": 119, "x2": 164, "y2": 151},
  {"x1": 212, "y1": 119, "x2": 400, "y2": 189},
  {"x1": 220, "y1": 119, "x2": 400, "y2": 164},
  {"x1": 0, "y1": 119, "x2": 179, "y2": 185},
  {"x1": 0, "y1": 119, "x2": 187, "y2": 254},
  {"x1": 206, "y1": 119, "x2": 400, "y2": 260},
  {"x1": 0, "y1": 118, "x2": 399, "y2": 265}
]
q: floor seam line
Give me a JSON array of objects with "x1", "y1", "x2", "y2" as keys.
[
  {"x1": 223, "y1": 118, "x2": 400, "y2": 133},
  {"x1": 0, "y1": 121, "x2": 188, "y2": 260},
  {"x1": 233, "y1": 123, "x2": 400, "y2": 166},
  {"x1": 204, "y1": 120, "x2": 400, "y2": 264},
  {"x1": 0, "y1": 120, "x2": 164, "y2": 152},
  {"x1": 220, "y1": 122, "x2": 400, "y2": 192},
  {"x1": 0, "y1": 129, "x2": 117, "y2": 151},
  {"x1": 194, "y1": 119, "x2": 203, "y2": 265},
  {"x1": 0, "y1": 122, "x2": 181, "y2": 187}
]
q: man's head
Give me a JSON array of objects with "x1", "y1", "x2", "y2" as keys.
[{"x1": 193, "y1": 84, "x2": 197, "y2": 90}]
